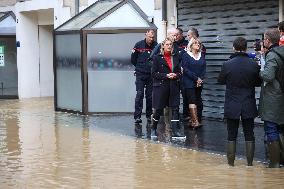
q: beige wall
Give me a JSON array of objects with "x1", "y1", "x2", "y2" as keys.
[
  {"x1": 0, "y1": 0, "x2": 16, "y2": 7},
  {"x1": 63, "y1": 0, "x2": 88, "y2": 16}
]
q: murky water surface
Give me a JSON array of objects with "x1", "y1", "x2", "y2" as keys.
[{"x1": 0, "y1": 98, "x2": 283, "y2": 189}]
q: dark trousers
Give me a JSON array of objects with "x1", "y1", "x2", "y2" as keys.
[
  {"x1": 227, "y1": 118, "x2": 255, "y2": 141},
  {"x1": 134, "y1": 74, "x2": 152, "y2": 119},
  {"x1": 185, "y1": 87, "x2": 203, "y2": 121},
  {"x1": 181, "y1": 86, "x2": 188, "y2": 118},
  {"x1": 153, "y1": 107, "x2": 179, "y2": 123}
]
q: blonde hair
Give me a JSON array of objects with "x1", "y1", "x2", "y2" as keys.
[
  {"x1": 187, "y1": 37, "x2": 202, "y2": 52},
  {"x1": 160, "y1": 37, "x2": 174, "y2": 54}
]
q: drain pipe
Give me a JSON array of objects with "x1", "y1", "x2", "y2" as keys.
[
  {"x1": 75, "y1": 0, "x2": 80, "y2": 15},
  {"x1": 162, "y1": 0, "x2": 167, "y2": 39}
]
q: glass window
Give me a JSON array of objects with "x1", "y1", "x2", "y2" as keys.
[
  {"x1": 55, "y1": 34, "x2": 82, "y2": 111},
  {"x1": 57, "y1": 0, "x2": 122, "y2": 31},
  {"x1": 0, "y1": 15, "x2": 16, "y2": 35},
  {"x1": 87, "y1": 33, "x2": 145, "y2": 112},
  {"x1": 91, "y1": 3, "x2": 149, "y2": 28}
]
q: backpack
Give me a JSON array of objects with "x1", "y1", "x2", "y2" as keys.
[{"x1": 271, "y1": 48, "x2": 284, "y2": 93}]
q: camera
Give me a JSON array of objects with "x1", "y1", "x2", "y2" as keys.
[{"x1": 254, "y1": 39, "x2": 261, "y2": 51}]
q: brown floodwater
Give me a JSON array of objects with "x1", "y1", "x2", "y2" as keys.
[{"x1": 0, "y1": 98, "x2": 283, "y2": 189}]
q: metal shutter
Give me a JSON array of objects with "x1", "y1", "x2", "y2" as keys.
[{"x1": 177, "y1": 0, "x2": 279, "y2": 119}]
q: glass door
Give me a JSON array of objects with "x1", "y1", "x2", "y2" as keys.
[{"x1": 0, "y1": 36, "x2": 18, "y2": 98}]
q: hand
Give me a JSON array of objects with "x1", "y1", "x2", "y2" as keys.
[
  {"x1": 197, "y1": 77, "x2": 203, "y2": 87},
  {"x1": 167, "y1": 73, "x2": 176, "y2": 79}
]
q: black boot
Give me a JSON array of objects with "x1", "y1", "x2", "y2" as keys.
[
  {"x1": 268, "y1": 141, "x2": 280, "y2": 168},
  {"x1": 146, "y1": 118, "x2": 151, "y2": 139},
  {"x1": 171, "y1": 121, "x2": 184, "y2": 137},
  {"x1": 245, "y1": 141, "x2": 255, "y2": 166},
  {"x1": 227, "y1": 141, "x2": 236, "y2": 166},
  {"x1": 134, "y1": 123, "x2": 142, "y2": 137}
]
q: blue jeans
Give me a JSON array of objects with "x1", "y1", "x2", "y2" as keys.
[{"x1": 264, "y1": 121, "x2": 279, "y2": 142}]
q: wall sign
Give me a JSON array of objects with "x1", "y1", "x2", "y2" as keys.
[{"x1": 0, "y1": 46, "x2": 5, "y2": 67}]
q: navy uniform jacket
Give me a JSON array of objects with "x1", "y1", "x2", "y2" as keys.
[
  {"x1": 152, "y1": 53, "x2": 181, "y2": 109},
  {"x1": 218, "y1": 52, "x2": 262, "y2": 119},
  {"x1": 131, "y1": 39, "x2": 158, "y2": 75},
  {"x1": 176, "y1": 37, "x2": 188, "y2": 56}
]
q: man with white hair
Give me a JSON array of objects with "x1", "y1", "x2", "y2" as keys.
[{"x1": 149, "y1": 27, "x2": 179, "y2": 59}]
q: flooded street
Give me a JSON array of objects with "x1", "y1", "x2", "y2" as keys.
[{"x1": 0, "y1": 98, "x2": 283, "y2": 188}]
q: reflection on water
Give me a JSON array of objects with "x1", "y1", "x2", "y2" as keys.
[{"x1": 0, "y1": 98, "x2": 283, "y2": 188}]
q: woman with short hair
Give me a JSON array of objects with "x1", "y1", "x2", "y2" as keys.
[{"x1": 182, "y1": 37, "x2": 206, "y2": 128}]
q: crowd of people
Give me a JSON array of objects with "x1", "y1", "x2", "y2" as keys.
[{"x1": 131, "y1": 22, "x2": 284, "y2": 168}]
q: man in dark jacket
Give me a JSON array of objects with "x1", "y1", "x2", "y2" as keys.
[
  {"x1": 218, "y1": 37, "x2": 261, "y2": 166},
  {"x1": 131, "y1": 29, "x2": 158, "y2": 137}
]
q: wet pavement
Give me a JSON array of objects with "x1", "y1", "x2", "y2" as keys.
[
  {"x1": 92, "y1": 115, "x2": 266, "y2": 161},
  {"x1": 0, "y1": 98, "x2": 283, "y2": 189}
]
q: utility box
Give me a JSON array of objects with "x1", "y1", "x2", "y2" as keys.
[{"x1": 54, "y1": 0, "x2": 157, "y2": 114}]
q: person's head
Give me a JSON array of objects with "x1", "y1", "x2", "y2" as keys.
[
  {"x1": 161, "y1": 37, "x2": 174, "y2": 54},
  {"x1": 176, "y1": 27, "x2": 184, "y2": 41},
  {"x1": 187, "y1": 37, "x2": 201, "y2": 53},
  {"x1": 187, "y1": 27, "x2": 199, "y2": 40},
  {"x1": 263, "y1": 28, "x2": 280, "y2": 48},
  {"x1": 167, "y1": 27, "x2": 178, "y2": 42},
  {"x1": 278, "y1": 21, "x2": 284, "y2": 35},
  {"x1": 233, "y1": 37, "x2": 247, "y2": 52},
  {"x1": 145, "y1": 29, "x2": 155, "y2": 45}
]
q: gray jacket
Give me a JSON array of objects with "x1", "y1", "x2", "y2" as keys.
[{"x1": 259, "y1": 46, "x2": 284, "y2": 124}]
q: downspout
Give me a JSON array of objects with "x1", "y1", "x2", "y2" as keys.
[
  {"x1": 280, "y1": 0, "x2": 283, "y2": 21},
  {"x1": 75, "y1": 0, "x2": 80, "y2": 15},
  {"x1": 162, "y1": 0, "x2": 167, "y2": 39}
]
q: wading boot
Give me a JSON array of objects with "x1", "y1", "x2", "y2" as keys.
[
  {"x1": 267, "y1": 141, "x2": 280, "y2": 168},
  {"x1": 245, "y1": 141, "x2": 255, "y2": 166},
  {"x1": 278, "y1": 133, "x2": 284, "y2": 164},
  {"x1": 227, "y1": 141, "x2": 236, "y2": 166}
]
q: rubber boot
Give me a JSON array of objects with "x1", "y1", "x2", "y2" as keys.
[
  {"x1": 227, "y1": 141, "x2": 236, "y2": 166},
  {"x1": 245, "y1": 141, "x2": 255, "y2": 166},
  {"x1": 171, "y1": 121, "x2": 184, "y2": 137},
  {"x1": 134, "y1": 123, "x2": 142, "y2": 138},
  {"x1": 151, "y1": 118, "x2": 158, "y2": 137},
  {"x1": 146, "y1": 118, "x2": 152, "y2": 139},
  {"x1": 189, "y1": 104, "x2": 199, "y2": 129},
  {"x1": 267, "y1": 141, "x2": 280, "y2": 168},
  {"x1": 278, "y1": 133, "x2": 284, "y2": 164}
]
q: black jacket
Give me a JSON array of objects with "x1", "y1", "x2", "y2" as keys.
[
  {"x1": 218, "y1": 52, "x2": 261, "y2": 119},
  {"x1": 131, "y1": 39, "x2": 157, "y2": 75},
  {"x1": 152, "y1": 53, "x2": 181, "y2": 109}
]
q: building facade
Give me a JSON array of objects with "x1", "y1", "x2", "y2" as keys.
[{"x1": 0, "y1": 0, "x2": 283, "y2": 116}]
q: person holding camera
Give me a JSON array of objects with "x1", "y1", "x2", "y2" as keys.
[
  {"x1": 278, "y1": 21, "x2": 284, "y2": 46},
  {"x1": 259, "y1": 28, "x2": 284, "y2": 168},
  {"x1": 218, "y1": 37, "x2": 261, "y2": 166}
]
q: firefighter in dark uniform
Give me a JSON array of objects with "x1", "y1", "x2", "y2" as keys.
[{"x1": 131, "y1": 29, "x2": 157, "y2": 137}]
